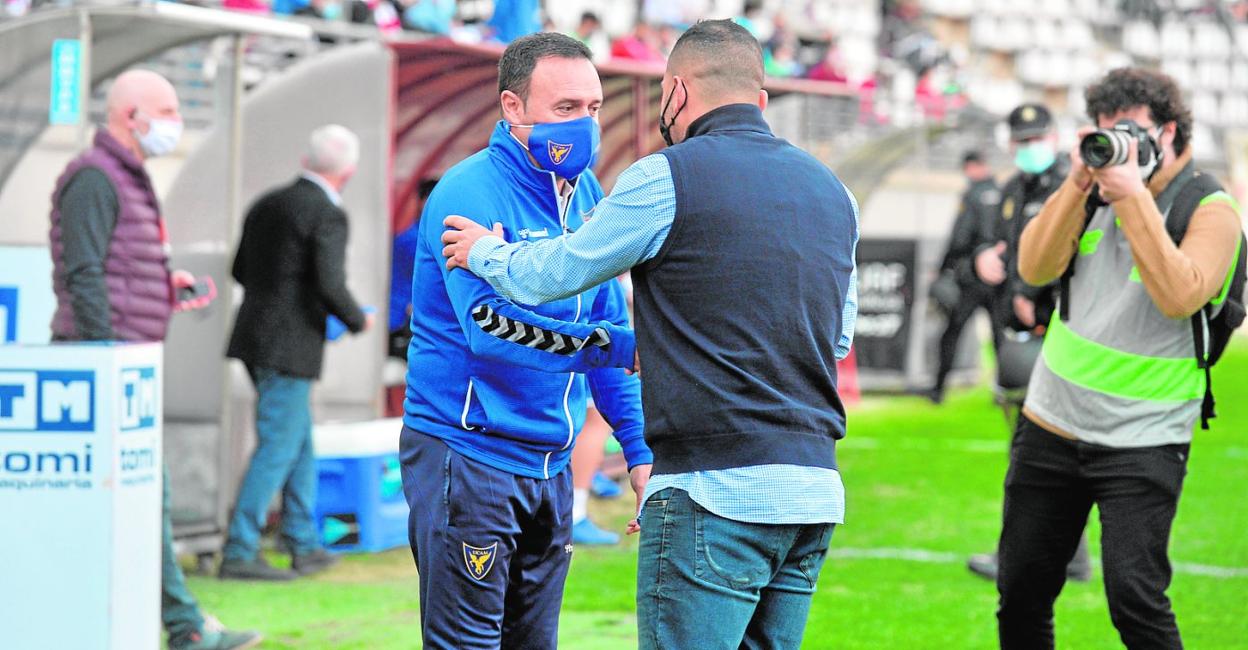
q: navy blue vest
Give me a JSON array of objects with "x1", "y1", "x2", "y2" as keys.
[{"x1": 632, "y1": 104, "x2": 855, "y2": 475}]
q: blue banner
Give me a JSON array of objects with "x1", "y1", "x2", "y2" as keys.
[{"x1": 49, "y1": 39, "x2": 82, "y2": 125}]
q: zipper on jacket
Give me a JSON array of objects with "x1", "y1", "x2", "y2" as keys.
[
  {"x1": 543, "y1": 172, "x2": 586, "y2": 479},
  {"x1": 460, "y1": 379, "x2": 475, "y2": 431}
]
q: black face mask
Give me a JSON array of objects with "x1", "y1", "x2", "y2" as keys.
[{"x1": 659, "y1": 79, "x2": 687, "y2": 147}]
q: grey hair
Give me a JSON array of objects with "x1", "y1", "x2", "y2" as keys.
[{"x1": 305, "y1": 124, "x2": 360, "y2": 175}]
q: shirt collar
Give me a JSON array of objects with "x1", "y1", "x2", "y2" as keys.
[{"x1": 300, "y1": 170, "x2": 342, "y2": 206}]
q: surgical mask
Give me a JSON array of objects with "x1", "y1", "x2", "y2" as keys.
[
  {"x1": 1014, "y1": 141, "x2": 1056, "y2": 175},
  {"x1": 510, "y1": 115, "x2": 600, "y2": 178},
  {"x1": 659, "y1": 80, "x2": 686, "y2": 147},
  {"x1": 321, "y1": 1, "x2": 343, "y2": 19},
  {"x1": 134, "y1": 114, "x2": 183, "y2": 158}
]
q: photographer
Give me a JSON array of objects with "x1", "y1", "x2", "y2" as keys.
[{"x1": 996, "y1": 68, "x2": 1242, "y2": 649}]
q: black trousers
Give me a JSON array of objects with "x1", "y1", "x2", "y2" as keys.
[
  {"x1": 997, "y1": 415, "x2": 1189, "y2": 650},
  {"x1": 933, "y1": 283, "x2": 997, "y2": 393}
]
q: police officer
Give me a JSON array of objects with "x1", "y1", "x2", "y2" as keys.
[
  {"x1": 984, "y1": 103, "x2": 1068, "y2": 337},
  {"x1": 927, "y1": 150, "x2": 1001, "y2": 404},
  {"x1": 966, "y1": 103, "x2": 1091, "y2": 583}
]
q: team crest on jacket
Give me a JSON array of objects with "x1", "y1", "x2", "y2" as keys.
[
  {"x1": 548, "y1": 141, "x2": 573, "y2": 165},
  {"x1": 463, "y1": 542, "x2": 498, "y2": 581}
]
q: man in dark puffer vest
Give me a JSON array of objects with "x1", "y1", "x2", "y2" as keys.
[{"x1": 48, "y1": 69, "x2": 260, "y2": 650}]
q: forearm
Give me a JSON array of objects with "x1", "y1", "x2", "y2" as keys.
[
  {"x1": 1018, "y1": 178, "x2": 1091, "y2": 286},
  {"x1": 470, "y1": 235, "x2": 632, "y2": 306},
  {"x1": 587, "y1": 368, "x2": 651, "y2": 469},
  {"x1": 1115, "y1": 192, "x2": 1241, "y2": 318},
  {"x1": 66, "y1": 271, "x2": 113, "y2": 340}
]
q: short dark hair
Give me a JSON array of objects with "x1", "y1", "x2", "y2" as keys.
[
  {"x1": 1084, "y1": 67, "x2": 1193, "y2": 155},
  {"x1": 498, "y1": 32, "x2": 593, "y2": 100},
  {"x1": 580, "y1": 11, "x2": 600, "y2": 25},
  {"x1": 669, "y1": 19, "x2": 764, "y2": 98},
  {"x1": 961, "y1": 150, "x2": 984, "y2": 167}
]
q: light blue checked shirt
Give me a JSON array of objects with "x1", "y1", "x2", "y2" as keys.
[{"x1": 469, "y1": 154, "x2": 858, "y2": 525}]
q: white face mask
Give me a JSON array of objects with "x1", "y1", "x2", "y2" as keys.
[{"x1": 134, "y1": 114, "x2": 183, "y2": 158}]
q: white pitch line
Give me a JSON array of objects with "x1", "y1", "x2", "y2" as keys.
[
  {"x1": 844, "y1": 437, "x2": 1248, "y2": 459},
  {"x1": 829, "y1": 547, "x2": 1248, "y2": 579}
]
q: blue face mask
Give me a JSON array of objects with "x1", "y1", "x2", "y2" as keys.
[{"x1": 510, "y1": 115, "x2": 600, "y2": 178}]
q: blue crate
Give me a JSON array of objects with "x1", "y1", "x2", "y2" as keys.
[
  {"x1": 315, "y1": 453, "x2": 409, "y2": 553},
  {"x1": 312, "y1": 419, "x2": 409, "y2": 554}
]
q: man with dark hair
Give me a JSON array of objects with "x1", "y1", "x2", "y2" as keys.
[
  {"x1": 998, "y1": 67, "x2": 1241, "y2": 648},
  {"x1": 927, "y1": 149, "x2": 1001, "y2": 402},
  {"x1": 399, "y1": 31, "x2": 651, "y2": 649},
  {"x1": 442, "y1": 19, "x2": 857, "y2": 649}
]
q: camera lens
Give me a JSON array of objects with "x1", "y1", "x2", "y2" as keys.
[{"x1": 1079, "y1": 131, "x2": 1120, "y2": 169}]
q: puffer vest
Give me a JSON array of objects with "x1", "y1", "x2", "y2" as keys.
[{"x1": 49, "y1": 129, "x2": 172, "y2": 342}]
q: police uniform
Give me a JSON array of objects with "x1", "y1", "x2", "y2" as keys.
[
  {"x1": 991, "y1": 104, "x2": 1069, "y2": 334},
  {"x1": 931, "y1": 174, "x2": 1002, "y2": 396},
  {"x1": 964, "y1": 103, "x2": 1091, "y2": 585}
]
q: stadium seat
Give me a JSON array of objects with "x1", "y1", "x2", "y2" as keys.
[
  {"x1": 1197, "y1": 61, "x2": 1230, "y2": 92},
  {"x1": 1193, "y1": 22, "x2": 1231, "y2": 60},
  {"x1": 1220, "y1": 94, "x2": 1248, "y2": 127},
  {"x1": 1159, "y1": 20, "x2": 1192, "y2": 60},
  {"x1": 1231, "y1": 62, "x2": 1248, "y2": 91},
  {"x1": 1061, "y1": 19, "x2": 1096, "y2": 52},
  {"x1": 1000, "y1": 16, "x2": 1032, "y2": 51},
  {"x1": 1123, "y1": 20, "x2": 1159, "y2": 60},
  {"x1": 970, "y1": 15, "x2": 999, "y2": 49},
  {"x1": 1032, "y1": 19, "x2": 1060, "y2": 50},
  {"x1": 1192, "y1": 91, "x2": 1221, "y2": 127}
]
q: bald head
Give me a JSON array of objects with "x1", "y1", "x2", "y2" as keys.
[
  {"x1": 105, "y1": 69, "x2": 181, "y2": 160},
  {"x1": 106, "y1": 69, "x2": 178, "y2": 121},
  {"x1": 667, "y1": 19, "x2": 764, "y2": 103}
]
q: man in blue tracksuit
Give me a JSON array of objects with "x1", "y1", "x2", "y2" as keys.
[
  {"x1": 399, "y1": 33, "x2": 651, "y2": 649},
  {"x1": 442, "y1": 21, "x2": 858, "y2": 649}
]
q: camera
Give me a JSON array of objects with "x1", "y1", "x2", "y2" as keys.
[{"x1": 1078, "y1": 120, "x2": 1158, "y2": 169}]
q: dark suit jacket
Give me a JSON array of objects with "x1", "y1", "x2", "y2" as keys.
[{"x1": 227, "y1": 177, "x2": 366, "y2": 379}]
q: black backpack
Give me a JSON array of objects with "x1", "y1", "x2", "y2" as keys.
[
  {"x1": 1060, "y1": 171, "x2": 1246, "y2": 429},
  {"x1": 1166, "y1": 173, "x2": 1246, "y2": 428}
]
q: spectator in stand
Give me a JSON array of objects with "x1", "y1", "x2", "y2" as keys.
[
  {"x1": 765, "y1": 40, "x2": 803, "y2": 78},
  {"x1": 611, "y1": 22, "x2": 666, "y2": 63},
  {"x1": 570, "y1": 11, "x2": 610, "y2": 63},
  {"x1": 734, "y1": 0, "x2": 766, "y2": 38},
  {"x1": 807, "y1": 39, "x2": 848, "y2": 84},
  {"x1": 400, "y1": 0, "x2": 455, "y2": 34},
  {"x1": 487, "y1": 0, "x2": 540, "y2": 44}
]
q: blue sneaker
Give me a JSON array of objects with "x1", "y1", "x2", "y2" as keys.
[
  {"x1": 572, "y1": 518, "x2": 620, "y2": 545},
  {"x1": 591, "y1": 471, "x2": 622, "y2": 499}
]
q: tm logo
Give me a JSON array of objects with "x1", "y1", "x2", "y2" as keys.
[
  {"x1": 0, "y1": 370, "x2": 95, "y2": 432},
  {"x1": 0, "y1": 286, "x2": 16, "y2": 343},
  {"x1": 120, "y1": 367, "x2": 157, "y2": 431}
]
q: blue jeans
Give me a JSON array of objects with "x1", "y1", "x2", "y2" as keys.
[
  {"x1": 399, "y1": 427, "x2": 574, "y2": 650},
  {"x1": 163, "y1": 465, "x2": 204, "y2": 643},
  {"x1": 636, "y1": 488, "x2": 834, "y2": 650},
  {"x1": 223, "y1": 367, "x2": 319, "y2": 560}
]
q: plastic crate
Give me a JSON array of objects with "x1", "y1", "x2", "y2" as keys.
[{"x1": 313, "y1": 418, "x2": 409, "y2": 553}]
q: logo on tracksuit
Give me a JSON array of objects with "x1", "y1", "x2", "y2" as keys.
[{"x1": 463, "y1": 542, "x2": 498, "y2": 580}]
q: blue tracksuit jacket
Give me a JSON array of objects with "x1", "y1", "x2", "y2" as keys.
[{"x1": 403, "y1": 120, "x2": 650, "y2": 479}]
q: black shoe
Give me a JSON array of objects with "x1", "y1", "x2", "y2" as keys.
[
  {"x1": 968, "y1": 551, "x2": 1094, "y2": 583},
  {"x1": 218, "y1": 555, "x2": 297, "y2": 581},
  {"x1": 292, "y1": 548, "x2": 339, "y2": 576},
  {"x1": 967, "y1": 552, "x2": 998, "y2": 581}
]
